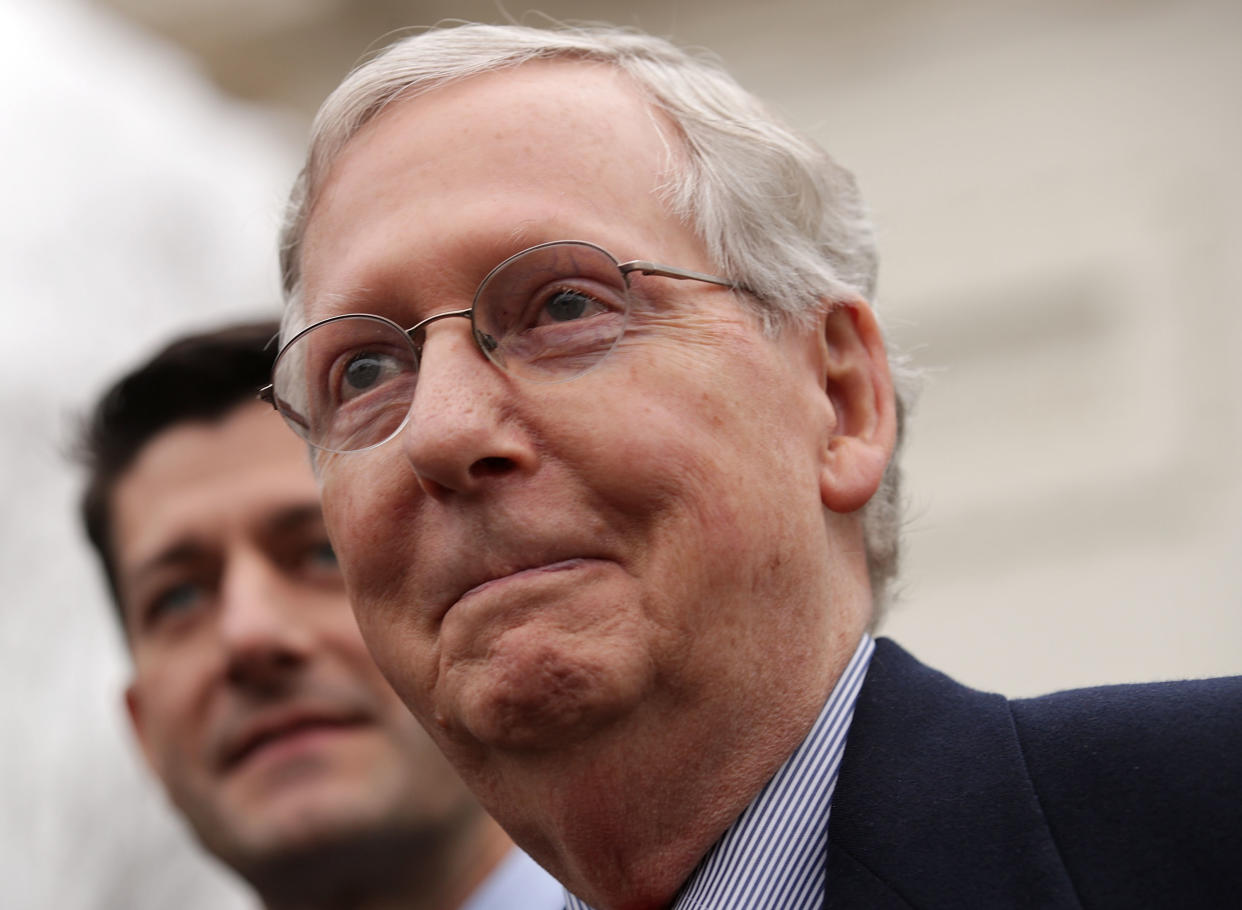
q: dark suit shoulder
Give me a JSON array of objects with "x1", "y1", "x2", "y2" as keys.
[
  {"x1": 1010, "y1": 673, "x2": 1242, "y2": 907},
  {"x1": 827, "y1": 639, "x2": 1083, "y2": 908},
  {"x1": 1012, "y1": 672, "x2": 1242, "y2": 737},
  {"x1": 829, "y1": 640, "x2": 1242, "y2": 909}
]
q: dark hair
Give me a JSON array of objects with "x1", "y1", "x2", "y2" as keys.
[{"x1": 76, "y1": 319, "x2": 281, "y2": 618}]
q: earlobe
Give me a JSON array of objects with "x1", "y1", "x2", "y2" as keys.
[{"x1": 816, "y1": 299, "x2": 897, "y2": 514}]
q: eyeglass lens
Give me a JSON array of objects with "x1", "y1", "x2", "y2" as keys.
[{"x1": 271, "y1": 241, "x2": 632, "y2": 453}]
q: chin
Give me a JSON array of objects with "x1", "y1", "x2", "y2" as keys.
[
  {"x1": 211, "y1": 803, "x2": 420, "y2": 900},
  {"x1": 239, "y1": 781, "x2": 387, "y2": 847},
  {"x1": 442, "y1": 627, "x2": 647, "y2": 752}
]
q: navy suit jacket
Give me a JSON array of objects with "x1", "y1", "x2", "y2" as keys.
[{"x1": 825, "y1": 638, "x2": 1242, "y2": 908}]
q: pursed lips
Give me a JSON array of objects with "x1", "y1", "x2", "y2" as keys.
[{"x1": 447, "y1": 557, "x2": 599, "y2": 616}]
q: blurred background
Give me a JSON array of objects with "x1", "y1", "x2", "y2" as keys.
[{"x1": 2, "y1": 0, "x2": 1238, "y2": 906}]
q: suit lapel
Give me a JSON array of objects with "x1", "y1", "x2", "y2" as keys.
[{"x1": 824, "y1": 638, "x2": 1082, "y2": 909}]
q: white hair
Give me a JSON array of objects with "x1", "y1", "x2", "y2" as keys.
[{"x1": 279, "y1": 22, "x2": 916, "y2": 617}]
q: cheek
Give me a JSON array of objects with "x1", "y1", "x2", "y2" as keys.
[
  {"x1": 584, "y1": 362, "x2": 824, "y2": 615},
  {"x1": 366, "y1": 633, "x2": 444, "y2": 740},
  {"x1": 330, "y1": 611, "x2": 393, "y2": 690},
  {"x1": 321, "y1": 455, "x2": 454, "y2": 723},
  {"x1": 320, "y1": 459, "x2": 384, "y2": 556},
  {"x1": 338, "y1": 607, "x2": 436, "y2": 717},
  {"x1": 129, "y1": 663, "x2": 204, "y2": 781},
  {"x1": 321, "y1": 456, "x2": 414, "y2": 608},
  {"x1": 339, "y1": 586, "x2": 435, "y2": 723},
  {"x1": 580, "y1": 374, "x2": 785, "y2": 553}
]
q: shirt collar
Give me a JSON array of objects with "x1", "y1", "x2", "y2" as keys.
[{"x1": 565, "y1": 634, "x2": 875, "y2": 910}]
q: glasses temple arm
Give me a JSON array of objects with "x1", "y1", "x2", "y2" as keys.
[
  {"x1": 618, "y1": 260, "x2": 752, "y2": 294},
  {"x1": 257, "y1": 385, "x2": 312, "y2": 433}
]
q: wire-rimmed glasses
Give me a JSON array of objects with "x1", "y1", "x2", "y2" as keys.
[{"x1": 260, "y1": 239, "x2": 746, "y2": 454}]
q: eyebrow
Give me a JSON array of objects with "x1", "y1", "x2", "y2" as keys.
[
  {"x1": 124, "y1": 503, "x2": 327, "y2": 590},
  {"x1": 300, "y1": 286, "x2": 379, "y2": 326},
  {"x1": 264, "y1": 503, "x2": 327, "y2": 538},
  {"x1": 307, "y1": 233, "x2": 557, "y2": 322},
  {"x1": 125, "y1": 541, "x2": 206, "y2": 592}
]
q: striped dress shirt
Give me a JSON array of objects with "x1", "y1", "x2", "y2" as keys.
[{"x1": 564, "y1": 634, "x2": 874, "y2": 910}]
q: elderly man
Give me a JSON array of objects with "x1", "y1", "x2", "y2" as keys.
[
  {"x1": 264, "y1": 24, "x2": 1242, "y2": 909},
  {"x1": 78, "y1": 321, "x2": 562, "y2": 910}
]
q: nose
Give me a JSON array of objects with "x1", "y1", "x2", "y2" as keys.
[
  {"x1": 218, "y1": 548, "x2": 312, "y2": 691},
  {"x1": 400, "y1": 319, "x2": 538, "y2": 497}
]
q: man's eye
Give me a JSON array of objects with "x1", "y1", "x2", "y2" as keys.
[
  {"x1": 343, "y1": 352, "x2": 387, "y2": 393},
  {"x1": 327, "y1": 347, "x2": 410, "y2": 405},
  {"x1": 542, "y1": 289, "x2": 600, "y2": 323},
  {"x1": 145, "y1": 582, "x2": 206, "y2": 627},
  {"x1": 306, "y1": 540, "x2": 339, "y2": 570}
]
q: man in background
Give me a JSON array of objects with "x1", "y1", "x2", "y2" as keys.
[{"x1": 77, "y1": 320, "x2": 562, "y2": 910}]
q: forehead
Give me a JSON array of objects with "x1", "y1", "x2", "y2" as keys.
[
  {"x1": 298, "y1": 60, "x2": 699, "y2": 321},
  {"x1": 112, "y1": 403, "x2": 319, "y2": 575}
]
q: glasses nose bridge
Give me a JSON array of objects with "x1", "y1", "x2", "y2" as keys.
[
  {"x1": 406, "y1": 306, "x2": 474, "y2": 346},
  {"x1": 407, "y1": 306, "x2": 502, "y2": 362}
]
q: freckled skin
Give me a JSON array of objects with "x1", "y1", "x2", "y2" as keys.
[{"x1": 299, "y1": 61, "x2": 894, "y2": 908}]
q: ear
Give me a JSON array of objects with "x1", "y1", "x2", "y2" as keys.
[
  {"x1": 816, "y1": 298, "x2": 897, "y2": 514},
  {"x1": 124, "y1": 681, "x2": 160, "y2": 776}
]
